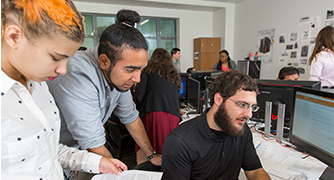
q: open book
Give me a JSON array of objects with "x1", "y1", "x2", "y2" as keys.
[{"x1": 91, "y1": 170, "x2": 163, "y2": 180}]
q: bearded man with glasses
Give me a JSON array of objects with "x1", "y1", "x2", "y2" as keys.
[{"x1": 162, "y1": 70, "x2": 270, "y2": 180}]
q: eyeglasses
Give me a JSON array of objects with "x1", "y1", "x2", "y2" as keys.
[{"x1": 228, "y1": 98, "x2": 259, "y2": 112}]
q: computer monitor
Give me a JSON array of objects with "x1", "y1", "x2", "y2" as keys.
[
  {"x1": 179, "y1": 73, "x2": 188, "y2": 103},
  {"x1": 190, "y1": 70, "x2": 212, "y2": 91},
  {"x1": 289, "y1": 87, "x2": 333, "y2": 177},
  {"x1": 252, "y1": 80, "x2": 321, "y2": 130},
  {"x1": 188, "y1": 77, "x2": 202, "y2": 113},
  {"x1": 210, "y1": 70, "x2": 224, "y2": 79}
]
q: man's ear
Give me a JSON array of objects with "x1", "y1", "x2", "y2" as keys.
[
  {"x1": 99, "y1": 54, "x2": 111, "y2": 70},
  {"x1": 214, "y1": 93, "x2": 224, "y2": 107},
  {"x1": 4, "y1": 25, "x2": 23, "y2": 49}
]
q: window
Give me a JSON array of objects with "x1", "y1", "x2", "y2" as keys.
[
  {"x1": 82, "y1": 14, "x2": 115, "y2": 48},
  {"x1": 82, "y1": 13, "x2": 177, "y2": 59},
  {"x1": 139, "y1": 18, "x2": 176, "y2": 58}
]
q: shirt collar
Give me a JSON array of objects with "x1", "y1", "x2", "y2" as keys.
[
  {"x1": 1, "y1": 70, "x2": 16, "y2": 94},
  {"x1": 1, "y1": 70, "x2": 40, "y2": 94},
  {"x1": 197, "y1": 108, "x2": 215, "y2": 139}
]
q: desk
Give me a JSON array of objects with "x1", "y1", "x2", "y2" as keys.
[{"x1": 239, "y1": 121, "x2": 328, "y2": 180}]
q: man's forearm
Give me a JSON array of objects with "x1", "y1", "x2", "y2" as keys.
[
  {"x1": 87, "y1": 145, "x2": 113, "y2": 158},
  {"x1": 125, "y1": 117, "x2": 154, "y2": 156},
  {"x1": 245, "y1": 168, "x2": 271, "y2": 180}
]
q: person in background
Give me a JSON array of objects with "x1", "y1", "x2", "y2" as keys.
[
  {"x1": 186, "y1": 67, "x2": 195, "y2": 74},
  {"x1": 1, "y1": 0, "x2": 127, "y2": 179},
  {"x1": 277, "y1": 66, "x2": 300, "y2": 81},
  {"x1": 213, "y1": 49, "x2": 237, "y2": 71},
  {"x1": 309, "y1": 25, "x2": 334, "y2": 88},
  {"x1": 46, "y1": 9, "x2": 161, "y2": 177},
  {"x1": 171, "y1": 47, "x2": 181, "y2": 72},
  {"x1": 162, "y1": 70, "x2": 270, "y2": 180},
  {"x1": 134, "y1": 48, "x2": 181, "y2": 165}
]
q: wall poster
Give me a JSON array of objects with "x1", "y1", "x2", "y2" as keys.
[{"x1": 257, "y1": 28, "x2": 275, "y2": 63}]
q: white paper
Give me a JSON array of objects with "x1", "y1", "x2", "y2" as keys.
[{"x1": 91, "y1": 170, "x2": 163, "y2": 180}]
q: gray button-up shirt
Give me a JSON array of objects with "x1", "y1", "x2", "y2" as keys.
[{"x1": 47, "y1": 47, "x2": 138, "y2": 150}]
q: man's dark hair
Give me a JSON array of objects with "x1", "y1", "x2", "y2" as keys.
[
  {"x1": 209, "y1": 70, "x2": 258, "y2": 106},
  {"x1": 278, "y1": 66, "x2": 300, "y2": 80},
  {"x1": 171, "y1": 47, "x2": 180, "y2": 56},
  {"x1": 98, "y1": 9, "x2": 148, "y2": 68}
]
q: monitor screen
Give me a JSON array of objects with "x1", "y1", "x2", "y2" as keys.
[
  {"x1": 179, "y1": 73, "x2": 188, "y2": 102},
  {"x1": 252, "y1": 80, "x2": 321, "y2": 129},
  {"x1": 188, "y1": 77, "x2": 202, "y2": 113},
  {"x1": 289, "y1": 87, "x2": 334, "y2": 168}
]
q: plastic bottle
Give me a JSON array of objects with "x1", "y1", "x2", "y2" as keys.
[
  {"x1": 249, "y1": 52, "x2": 253, "y2": 61},
  {"x1": 255, "y1": 52, "x2": 259, "y2": 61}
]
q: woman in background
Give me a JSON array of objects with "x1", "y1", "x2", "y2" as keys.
[
  {"x1": 1, "y1": 0, "x2": 126, "y2": 179},
  {"x1": 134, "y1": 48, "x2": 181, "y2": 165},
  {"x1": 309, "y1": 26, "x2": 334, "y2": 88},
  {"x1": 213, "y1": 49, "x2": 237, "y2": 71}
]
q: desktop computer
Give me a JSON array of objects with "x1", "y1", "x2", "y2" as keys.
[{"x1": 289, "y1": 87, "x2": 334, "y2": 179}]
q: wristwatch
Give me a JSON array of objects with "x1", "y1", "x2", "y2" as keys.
[{"x1": 146, "y1": 151, "x2": 157, "y2": 161}]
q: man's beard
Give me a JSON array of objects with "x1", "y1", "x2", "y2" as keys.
[
  {"x1": 214, "y1": 102, "x2": 246, "y2": 137},
  {"x1": 104, "y1": 66, "x2": 130, "y2": 93}
]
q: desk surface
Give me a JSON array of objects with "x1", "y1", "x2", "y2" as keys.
[{"x1": 239, "y1": 121, "x2": 328, "y2": 180}]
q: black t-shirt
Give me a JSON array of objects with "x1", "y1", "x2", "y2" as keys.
[{"x1": 161, "y1": 110, "x2": 262, "y2": 180}]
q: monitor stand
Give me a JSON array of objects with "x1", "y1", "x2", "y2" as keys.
[
  {"x1": 276, "y1": 103, "x2": 286, "y2": 142},
  {"x1": 264, "y1": 101, "x2": 272, "y2": 138},
  {"x1": 320, "y1": 167, "x2": 334, "y2": 180}
]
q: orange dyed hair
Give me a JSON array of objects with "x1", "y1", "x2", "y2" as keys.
[{"x1": 1, "y1": 0, "x2": 85, "y2": 42}]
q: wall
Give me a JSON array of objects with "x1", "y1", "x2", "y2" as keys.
[
  {"x1": 234, "y1": 0, "x2": 334, "y2": 79},
  {"x1": 73, "y1": 1, "x2": 222, "y2": 72}
]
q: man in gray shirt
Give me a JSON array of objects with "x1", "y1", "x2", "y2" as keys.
[
  {"x1": 171, "y1": 47, "x2": 181, "y2": 73},
  {"x1": 47, "y1": 10, "x2": 161, "y2": 171}
]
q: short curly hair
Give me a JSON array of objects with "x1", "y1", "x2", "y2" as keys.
[{"x1": 209, "y1": 70, "x2": 259, "y2": 106}]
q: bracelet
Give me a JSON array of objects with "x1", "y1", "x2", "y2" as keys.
[{"x1": 146, "y1": 151, "x2": 157, "y2": 161}]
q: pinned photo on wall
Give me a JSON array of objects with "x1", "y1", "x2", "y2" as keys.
[
  {"x1": 326, "y1": 9, "x2": 334, "y2": 19},
  {"x1": 281, "y1": 51, "x2": 289, "y2": 57},
  {"x1": 286, "y1": 44, "x2": 293, "y2": 50},
  {"x1": 279, "y1": 34, "x2": 286, "y2": 44},
  {"x1": 289, "y1": 32, "x2": 298, "y2": 41},
  {"x1": 310, "y1": 16, "x2": 321, "y2": 29},
  {"x1": 299, "y1": 59, "x2": 308, "y2": 65},
  {"x1": 299, "y1": 15, "x2": 310, "y2": 26},
  {"x1": 302, "y1": 30, "x2": 310, "y2": 42},
  {"x1": 257, "y1": 28, "x2": 275, "y2": 63},
  {"x1": 300, "y1": 45, "x2": 309, "y2": 57},
  {"x1": 326, "y1": 9, "x2": 334, "y2": 26},
  {"x1": 290, "y1": 51, "x2": 297, "y2": 58},
  {"x1": 287, "y1": 61, "x2": 299, "y2": 67}
]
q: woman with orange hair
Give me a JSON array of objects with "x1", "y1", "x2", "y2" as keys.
[{"x1": 1, "y1": 0, "x2": 127, "y2": 179}]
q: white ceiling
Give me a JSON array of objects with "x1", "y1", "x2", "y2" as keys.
[{"x1": 74, "y1": 0, "x2": 246, "y2": 12}]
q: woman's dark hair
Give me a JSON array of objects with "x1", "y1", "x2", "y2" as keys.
[
  {"x1": 209, "y1": 70, "x2": 258, "y2": 106},
  {"x1": 145, "y1": 48, "x2": 181, "y2": 91},
  {"x1": 215, "y1": 50, "x2": 232, "y2": 70},
  {"x1": 278, "y1": 66, "x2": 300, "y2": 80},
  {"x1": 309, "y1": 26, "x2": 334, "y2": 64},
  {"x1": 98, "y1": 9, "x2": 148, "y2": 68}
]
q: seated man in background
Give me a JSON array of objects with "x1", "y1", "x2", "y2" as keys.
[
  {"x1": 277, "y1": 66, "x2": 300, "y2": 80},
  {"x1": 162, "y1": 70, "x2": 270, "y2": 180}
]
